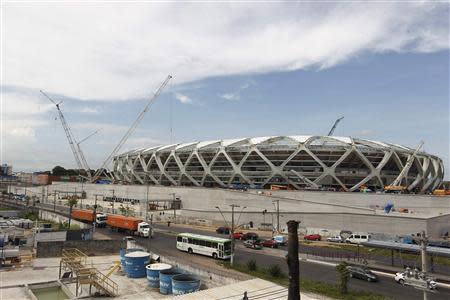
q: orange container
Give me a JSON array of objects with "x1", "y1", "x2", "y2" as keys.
[
  {"x1": 107, "y1": 215, "x2": 143, "y2": 231},
  {"x1": 71, "y1": 209, "x2": 95, "y2": 222}
]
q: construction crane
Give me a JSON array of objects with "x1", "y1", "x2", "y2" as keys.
[
  {"x1": 76, "y1": 129, "x2": 101, "y2": 180},
  {"x1": 91, "y1": 75, "x2": 172, "y2": 183},
  {"x1": 41, "y1": 90, "x2": 92, "y2": 181},
  {"x1": 327, "y1": 116, "x2": 344, "y2": 136},
  {"x1": 384, "y1": 141, "x2": 424, "y2": 191}
]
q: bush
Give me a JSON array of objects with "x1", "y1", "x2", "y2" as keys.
[
  {"x1": 268, "y1": 264, "x2": 283, "y2": 278},
  {"x1": 246, "y1": 259, "x2": 257, "y2": 271}
]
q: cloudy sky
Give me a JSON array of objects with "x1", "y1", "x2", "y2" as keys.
[{"x1": 1, "y1": 2, "x2": 449, "y2": 177}]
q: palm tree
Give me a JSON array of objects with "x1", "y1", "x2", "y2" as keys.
[
  {"x1": 67, "y1": 196, "x2": 78, "y2": 229},
  {"x1": 336, "y1": 261, "x2": 350, "y2": 294}
]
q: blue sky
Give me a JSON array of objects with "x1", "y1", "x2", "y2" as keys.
[{"x1": 1, "y1": 3, "x2": 449, "y2": 177}]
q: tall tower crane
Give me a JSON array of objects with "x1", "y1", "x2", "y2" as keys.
[
  {"x1": 91, "y1": 75, "x2": 172, "y2": 183},
  {"x1": 327, "y1": 116, "x2": 344, "y2": 136},
  {"x1": 40, "y1": 90, "x2": 92, "y2": 181}
]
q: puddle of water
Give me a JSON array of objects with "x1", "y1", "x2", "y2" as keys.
[{"x1": 31, "y1": 286, "x2": 70, "y2": 300}]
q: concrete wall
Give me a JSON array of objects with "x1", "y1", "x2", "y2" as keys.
[
  {"x1": 36, "y1": 239, "x2": 122, "y2": 258},
  {"x1": 24, "y1": 183, "x2": 450, "y2": 239},
  {"x1": 0, "y1": 210, "x2": 19, "y2": 218}
]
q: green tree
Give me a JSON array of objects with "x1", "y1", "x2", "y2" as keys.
[
  {"x1": 67, "y1": 196, "x2": 78, "y2": 229},
  {"x1": 336, "y1": 261, "x2": 350, "y2": 294},
  {"x1": 52, "y1": 165, "x2": 67, "y2": 176}
]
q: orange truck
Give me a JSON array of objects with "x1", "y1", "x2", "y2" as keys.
[
  {"x1": 71, "y1": 209, "x2": 107, "y2": 227},
  {"x1": 106, "y1": 214, "x2": 151, "y2": 238}
]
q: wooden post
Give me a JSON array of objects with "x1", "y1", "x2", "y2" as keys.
[{"x1": 287, "y1": 220, "x2": 300, "y2": 300}]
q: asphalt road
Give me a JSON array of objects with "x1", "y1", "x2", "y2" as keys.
[{"x1": 98, "y1": 224, "x2": 450, "y2": 300}]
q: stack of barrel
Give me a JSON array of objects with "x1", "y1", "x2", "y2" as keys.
[
  {"x1": 146, "y1": 264, "x2": 201, "y2": 295},
  {"x1": 119, "y1": 249, "x2": 200, "y2": 295}
]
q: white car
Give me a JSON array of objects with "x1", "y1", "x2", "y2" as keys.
[
  {"x1": 326, "y1": 235, "x2": 343, "y2": 243},
  {"x1": 395, "y1": 270, "x2": 437, "y2": 290}
]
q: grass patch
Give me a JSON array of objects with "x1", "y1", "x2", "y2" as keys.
[{"x1": 220, "y1": 261, "x2": 389, "y2": 300}]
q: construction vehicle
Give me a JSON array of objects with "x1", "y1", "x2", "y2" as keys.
[
  {"x1": 106, "y1": 215, "x2": 152, "y2": 238},
  {"x1": 71, "y1": 209, "x2": 107, "y2": 227},
  {"x1": 91, "y1": 75, "x2": 172, "y2": 183},
  {"x1": 385, "y1": 141, "x2": 424, "y2": 193}
]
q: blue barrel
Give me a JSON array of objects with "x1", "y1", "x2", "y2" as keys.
[
  {"x1": 172, "y1": 274, "x2": 201, "y2": 295},
  {"x1": 124, "y1": 251, "x2": 150, "y2": 278},
  {"x1": 159, "y1": 269, "x2": 180, "y2": 294},
  {"x1": 120, "y1": 248, "x2": 142, "y2": 270},
  {"x1": 146, "y1": 263, "x2": 172, "y2": 288}
]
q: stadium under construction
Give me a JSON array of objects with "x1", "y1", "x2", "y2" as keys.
[{"x1": 113, "y1": 135, "x2": 444, "y2": 193}]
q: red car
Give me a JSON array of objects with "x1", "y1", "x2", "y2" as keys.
[
  {"x1": 261, "y1": 239, "x2": 278, "y2": 248},
  {"x1": 233, "y1": 232, "x2": 244, "y2": 240},
  {"x1": 304, "y1": 234, "x2": 321, "y2": 241}
]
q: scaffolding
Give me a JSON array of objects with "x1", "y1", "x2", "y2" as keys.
[{"x1": 59, "y1": 248, "x2": 118, "y2": 297}]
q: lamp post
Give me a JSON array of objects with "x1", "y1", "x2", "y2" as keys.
[{"x1": 215, "y1": 205, "x2": 246, "y2": 266}]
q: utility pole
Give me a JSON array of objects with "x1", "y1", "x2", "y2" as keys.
[
  {"x1": 146, "y1": 184, "x2": 150, "y2": 221},
  {"x1": 53, "y1": 191, "x2": 57, "y2": 212},
  {"x1": 273, "y1": 200, "x2": 280, "y2": 232},
  {"x1": 420, "y1": 230, "x2": 428, "y2": 300},
  {"x1": 169, "y1": 193, "x2": 176, "y2": 223},
  {"x1": 230, "y1": 204, "x2": 239, "y2": 266},
  {"x1": 287, "y1": 220, "x2": 300, "y2": 300}
]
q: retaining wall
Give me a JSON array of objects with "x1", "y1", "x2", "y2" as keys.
[{"x1": 36, "y1": 239, "x2": 122, "y2": 258}]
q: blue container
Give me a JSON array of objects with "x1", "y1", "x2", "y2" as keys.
[
  {"x1": 146, "y1": 263, "x2": 172, "y2": 288},
  {"x1": 159, "y1": 269, "x2": 180, "y2": 294},
  {"x1": 120, "y1": 248, "x2": 142, "y2": 271},
  {"x1": 172, "y1": 274, "x2": 201, "y2": 295},
  {"x1": 124, "y1": 251, "x2": 150, "y2": 278}
]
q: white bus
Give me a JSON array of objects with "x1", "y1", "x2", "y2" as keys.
[{"x1": 176, "y1": 233, "x2": 232, "y2": 260}]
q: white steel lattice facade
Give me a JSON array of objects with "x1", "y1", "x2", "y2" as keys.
[{"x1": 113, "y1": 136, "x2": 444, "y2": 192}]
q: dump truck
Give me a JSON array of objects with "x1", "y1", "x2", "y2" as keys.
[
  {"x1": 71, "y1": 209, "x2": 107, "y2": 227},
  {"x1": 106, "y1": 214, "x2": 151, "y2": 238}
]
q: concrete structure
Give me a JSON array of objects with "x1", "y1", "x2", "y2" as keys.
[
  {"x1": 32, "y1": 182, "x2": 450, "y2": 239},
  {"x1": 113, "y1": 135, "x2": 444, "y2": 192}
]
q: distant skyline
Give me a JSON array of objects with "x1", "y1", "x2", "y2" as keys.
[{"x1": 1, "y1": 3, "x2": 449, "y2": 178}]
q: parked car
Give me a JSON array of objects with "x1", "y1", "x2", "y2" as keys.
[
  {"x1": 346, "y1": 266, "x2": 378, "y2": 282},
  {"x1": 273, "y1": 235, "x2": 287, "y2": 245},
  {"x1": 327, "y1": 235, "x2": 343, "y2": 243},
  {"x1": 395, "y1": 269, "x2": 437, "y2": 290},
  {"x1": 261, "y1": 239, "x2": 278, "y2": 248},
  {"x1": 233, "y1": 232, "x2": 245, "y2": 240},
  {"x1": 216, "y1": 227, "x2": 230, "y2": 234},
  {"x1": 345, "y1": 234, "x2": 371, "y2": 244},
  {"x1": 243, "y1": 239, "x2": 262, "y2": 250},
  {"x1": 242, "y1": 232, "x2": 259, "y2": 241},
  {"x1": 304, "y1": 234, "x2": 321, "y2": 241}
]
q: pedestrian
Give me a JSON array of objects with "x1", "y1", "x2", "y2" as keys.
[
  {"x1": 167, "y1": 221, "x2": 171, "y2": 227},
  {"x1": 242, "y1": 291, "x2": 248, "y2": 300}
]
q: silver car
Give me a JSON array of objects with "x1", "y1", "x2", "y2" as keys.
[{"x1": 326, "y1": 235, "x2": 343, "y2": 243}]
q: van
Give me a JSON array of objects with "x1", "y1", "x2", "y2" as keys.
[
  {"x1": 345, "y1": 234, "x2": 371, "y2": 244},
  {"x1": 273, "y1": 235, "x2": 287, "y2": 246}
]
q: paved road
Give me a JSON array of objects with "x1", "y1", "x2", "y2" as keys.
[{"x1": 98, "y1": 224, "x2": 450, "y2": 300}]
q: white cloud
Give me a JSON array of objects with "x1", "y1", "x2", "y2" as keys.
[
  {"x1": 2, "y1": 3, "x2": 448, "y2": 102},
  {"x1": 79, "y1": 107, "x2": 100, "y2": 114},
  {"x1": 174, "y1": 93, "x2": 193, "y2": 104},
  {"x1": 220, "y1": 93, "x2": 240, "y2": 101}
]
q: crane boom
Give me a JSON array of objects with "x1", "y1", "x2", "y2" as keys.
[
  {"x1": 91, "y1": 75, "x2": 172, "y2": 182},
  {"x1": 40, "y1": 90, "x2": 91, "y2": 180},
  {"x1": 327, "y1": 116, "x2": 344, "y2": 136},
  {"x1": 390, "y1": 140, "x2": 424, "y2": 187}
]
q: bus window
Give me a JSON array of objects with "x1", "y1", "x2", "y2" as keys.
[
  {"x1": 212, "y1": 242, "x2": 218, "y2": 249},
  {"x1": 205, "y1": 241, "x2": 211, "y2": 248},
  {"x1": 188, "y1": 238, "x2": 193, "y2": 244},
  {"x1": 224, "y1": 241, "x2": 231, "y2": 251},
  {"x1": 199, "y1": 240, "x2": 206, "y2": 246},
  {"x1": 177, "y1": 236, "x2": 182, "y2": 242}
]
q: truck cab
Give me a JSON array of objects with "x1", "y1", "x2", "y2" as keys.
[
  {"x1": 95, "y1": 213, "x2": 107, "y2": 227},
  {"x1": 137, "y1": 222, "x2": 152, "y2": 238}
]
